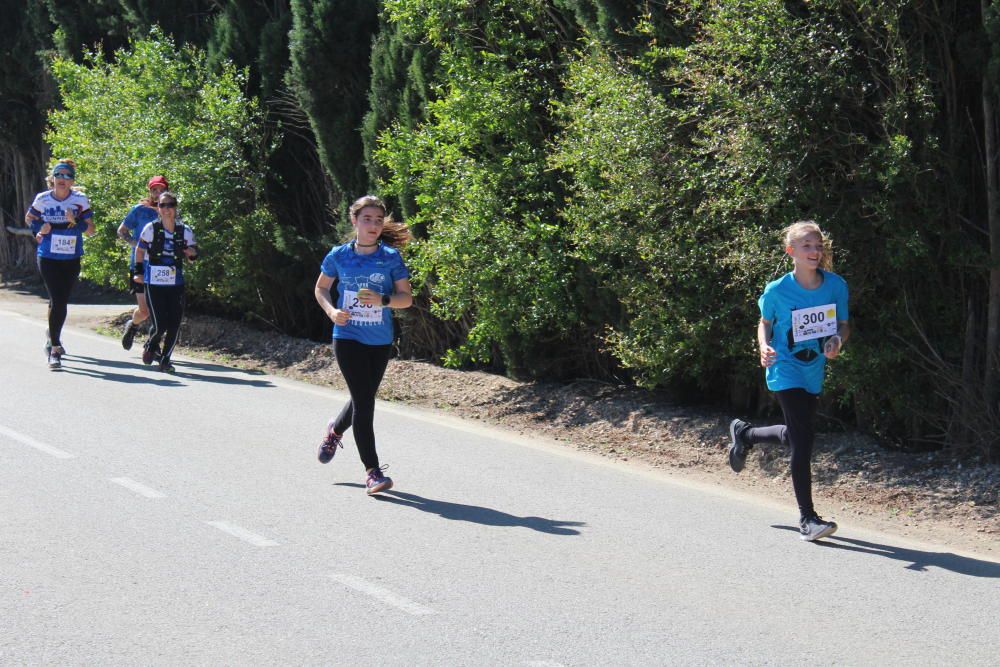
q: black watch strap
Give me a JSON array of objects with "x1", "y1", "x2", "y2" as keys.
[{"x1": 381, "y1": 294, "x2": 391, "y2": 306}]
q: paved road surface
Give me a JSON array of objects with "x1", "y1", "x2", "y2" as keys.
[{"x1": 1, "y1": 307, "x2": 997, "y2": 665}]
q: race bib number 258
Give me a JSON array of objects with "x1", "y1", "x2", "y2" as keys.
[{"x1": 792, "y1": 303, "x2": 837, "y2": 343}]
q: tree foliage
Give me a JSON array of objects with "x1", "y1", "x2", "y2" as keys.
[{"x1": 46, "y1": 30, "x2": 279, "y2": 317}]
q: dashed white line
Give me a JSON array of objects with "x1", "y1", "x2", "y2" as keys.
[
  {"x1": 329, "y1": 573, "x2": 435, "y2": 616},
  {"x1": 109, "y1": 477, "x2": 166, "y2": 498},
  {"x1": 204, "y1": 521, "x2": 280, "y2": 547},
  {"x1": 0, "y1": 424, "x2": 75, "y2": 459}
]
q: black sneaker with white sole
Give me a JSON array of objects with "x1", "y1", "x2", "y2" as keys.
[
  {"x1": 48, "y1": 345, "x2": 64, "y2": 370},
  {"x1": 800, "y1": 515, "x2": 838, "y2": 541},
  {"x1": 727, "y1": 419, "x2": 753, "y2": 473}
]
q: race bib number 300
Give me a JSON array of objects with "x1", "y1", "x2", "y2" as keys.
[
  {"x1": 343, "y1": 289, "x2": 383, "y2": 325},
  {"x1": 149, "y1": 265, "x2": 177, "y2": 286},
  {"x1": 49, "y1": 234, "x2": 78, "y2": 255},
  {"x1": 792, "y1": 303, "x2": 837, "y2": 343}
]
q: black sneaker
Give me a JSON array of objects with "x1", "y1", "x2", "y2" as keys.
[
  {"x1": 159, "y1": 360, "x2": 176, "y2": 374},
  {"x1": 142, "y1": 345, "x2": 157, "y2": 365},
  {"x1": 800, "y1": 515, "x2": 838, "y2": 541},
  {"x1": 318, "y1": 419, "x2": 343, "y2": 464},
  {"x1": 727, "y1": 419, "x2": 753, "y2": 473},
  {"x1": 121, "y1": 319, "x2": 138, "y2": 350}
]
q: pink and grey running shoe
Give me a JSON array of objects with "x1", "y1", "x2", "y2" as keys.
[
  {"x1": 318, "y1": 419, "x2": 343, "y2": 464},
  {"x1": 365, "y1": 465, "x2": 393, "y2": 495}
]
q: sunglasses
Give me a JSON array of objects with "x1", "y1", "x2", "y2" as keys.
[
  {"x1": 52, "y1": 173, "x2": 74, "y2": 180},
  {"x1": 157, "y1": 202, "x2": 177, "y2": 209}
]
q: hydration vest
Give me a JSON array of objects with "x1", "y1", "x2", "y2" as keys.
[{"x1": 148, "y1": 222, "x2": 187, "y2": 265}]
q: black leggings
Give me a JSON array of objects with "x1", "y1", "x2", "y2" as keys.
[
  {"x1": 745, "y1": 388, "x2": 819, "y2": 519},
  {"x1": 332, "y1": 338, "x2": 392, "y2": 470},
  {"x1": 146, "y1": 284, "x2": 185, "y2": 363},
  {"x1": 38, "y1": 256, "x2": 80, "y2": 347}
]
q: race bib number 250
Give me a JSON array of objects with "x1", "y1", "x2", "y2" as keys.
[{"x1": 792, "y1": 303, "x2": 837, "y2": 343}]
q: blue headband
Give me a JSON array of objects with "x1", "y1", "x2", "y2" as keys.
[{"x1": 51, "y1": 164, "x2": 75, "y2": 179}]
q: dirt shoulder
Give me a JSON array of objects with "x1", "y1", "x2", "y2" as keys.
[{"x1": 3, "y1": 278, "x2": 996, "y2": 558}]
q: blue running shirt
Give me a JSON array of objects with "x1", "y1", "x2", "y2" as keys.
[
  {"x1": 120, "y1": 204, "x2": 160, "y2": 268},
  {"x1": 320, "y1": 242, "x2": 410, "y2": 346},
  {"x1": 758, "y1": 270, "x2": 849, "y2": 395},
  {"x1": 27, "y1": 190, "x2": 94, "y2": 260}
]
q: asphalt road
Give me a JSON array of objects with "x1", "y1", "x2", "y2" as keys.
[{"x1": 1, "y1": 305, "x2": 998, "y2": 665}]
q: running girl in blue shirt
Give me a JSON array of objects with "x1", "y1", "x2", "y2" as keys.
[
  {"x1": 24, "y1": 159, "x2": 96, "y2": 369},
  {"x1": 727, "y1": 221, "x2": 851, "y2": 541},
  {"x1": 314, "y1": 195, "x2": 413, "y2": 495}
]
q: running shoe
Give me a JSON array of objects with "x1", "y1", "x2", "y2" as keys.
[
  {"x1": 47, "y1": 346, "x2": 64, "y2": 370},
  {"x1": 121, "y1": 319, "x2": 137, "y2": 350},
  {"x1": 727, "y1": 418, "x2": 753, "y2": 473},
  {"x1": 800, "y1": 515, "x2": 838, "y2": 542},
  {"x1": 159, "y1": 360, "x2": 176, "y2": 374},
  {"x1": 365, "y1": 466, "x2": 393, "y2": 495},
  {"x1": 318, "y1": 420, "x2": 343, "y2": 464},
  {"x1": 142, "y1": 345, "x2": 157, "y2": 365}
]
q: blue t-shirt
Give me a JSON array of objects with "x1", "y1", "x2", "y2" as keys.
[
  {"x1": 137, "y1": 222, "x2": 197, "y2": 287},
  {"x1": 120, "y1": 204, "x2": 159, "y2": 267},
  {"x1": 319, "y1": 241, "x2": 410, "y2": 346},
  {"x1": 27, "y1": 190, "x2": 94, "y2": 260},
  {"x1": 758, "y1": 270, "x2": 849, "y2": 395}
]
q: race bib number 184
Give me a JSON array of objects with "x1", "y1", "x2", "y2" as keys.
[
  {"x1": 792, "y1": 303, "x2": 837, "y2": 343},
  {"x1": 49, "y1": 234, "x2": 77, "y2": 255}
]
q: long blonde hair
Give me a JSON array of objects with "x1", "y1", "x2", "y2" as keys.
[
  {"x1": 783, "y1": 220, "x2": 833, "y2": 271},
  {"x1": 349, "y1": 195, "x2": 411, "y2": 249}
]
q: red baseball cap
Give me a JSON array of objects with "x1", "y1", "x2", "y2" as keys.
[{"x1": 147, "y1": 175, "x2": 169, "y2": 189}]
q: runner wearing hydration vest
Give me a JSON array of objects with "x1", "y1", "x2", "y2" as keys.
[
  {"x1": 133, "y1": 191, "x2": 198, "y2": 374},
  {"x1": 117, "y1": 175, "x2": 169, "y2": 350},
  {"x1": 314, "y1": 195, "x2": 413, "y2": 495},
  {"x1": 727, "y1": 221, "x2": 851, "y2": 542},
  {"x1": 24, "y1": 159, "x2": 96, "y2": 369}
]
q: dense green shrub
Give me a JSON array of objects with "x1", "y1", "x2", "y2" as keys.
[{"x1": 46, "y1": 30, "x2": 279, "y2": 315}]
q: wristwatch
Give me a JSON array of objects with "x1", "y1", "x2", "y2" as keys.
[{"x1": 381, "y1": 294, "x2": 391, "y2": 306}]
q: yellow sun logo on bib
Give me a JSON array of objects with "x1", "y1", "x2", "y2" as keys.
[{"x1": 826, "y1": 308, "x2": 836, "y2": 319}]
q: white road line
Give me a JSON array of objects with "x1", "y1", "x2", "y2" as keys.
[
  {"x1": 109, "y1": 477, "x2": 166, "y2": 498},
  {"x1": 204, "y1": 521, "x2": 280, "y2": 547},
  {"x1": 0, "y1": 424, "x2": 75, "y2": 459},
  {"x1": 328, "y1": 573, "x2": 435, "y2": 616}
]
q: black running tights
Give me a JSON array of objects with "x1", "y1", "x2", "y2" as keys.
[
  {"x1": 332, "y1": 338, "x2": 392, "y2": 470},
  {"x1": 38, "y1": 256, "x2": 80, "y2": 347},
  {"x1": 745, "y1": 388, "x2": 819, "y2": 519},
  {"x1": 146, "y1": 284, "x2": 185, "y2": 363}
]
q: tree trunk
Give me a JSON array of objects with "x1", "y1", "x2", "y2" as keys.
[{"x1": 983, "y1": 13, "x2": 1000, "y2": 416}]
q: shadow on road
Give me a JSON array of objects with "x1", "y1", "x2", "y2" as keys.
[
  {"x1": 58, "y1": 356, "x2": 182, "y2": 386},
  {"x1": 64, "y1": 355, "x2": 274, "y2": 387},
  {"x1": 771, "y1": 525, "x2": 1000, "y2": 577},
  {"x1": 336, "y1": 483, "x2": 585, "y2": 535}
]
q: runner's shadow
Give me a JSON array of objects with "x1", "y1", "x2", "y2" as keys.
[
  {"x1": 172, "y1": 359, "x2": 267, "y2": 375},
  {"x1": 65, "y1": 355, "x2": 273, "y2": 387},
  {"x1": 771, "y1": 525, "x2": 1000, "y2": 577},
  {"x1": 58, "y1": 361, "x2": 182, "y2": 386},
  {"x1": 336, "y1": 483, "x2": 585, "y2": 535},
  {"x1": 168, "y1": 370, "x2": 274, "y2": 387}
]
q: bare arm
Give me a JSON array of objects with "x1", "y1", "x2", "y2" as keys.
[
  {"x1": 357, "y1": 278, "x2": 414, "y2": 309},
  {"x1": 314, "y1": 273, "x2": 349, "y2": 325},
  {"x1": 758, "y1": 318, "x2": 776, "y2": 367},
  {"x1": 824, "y1": 320, "x2": 851, "y2": 359}
]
